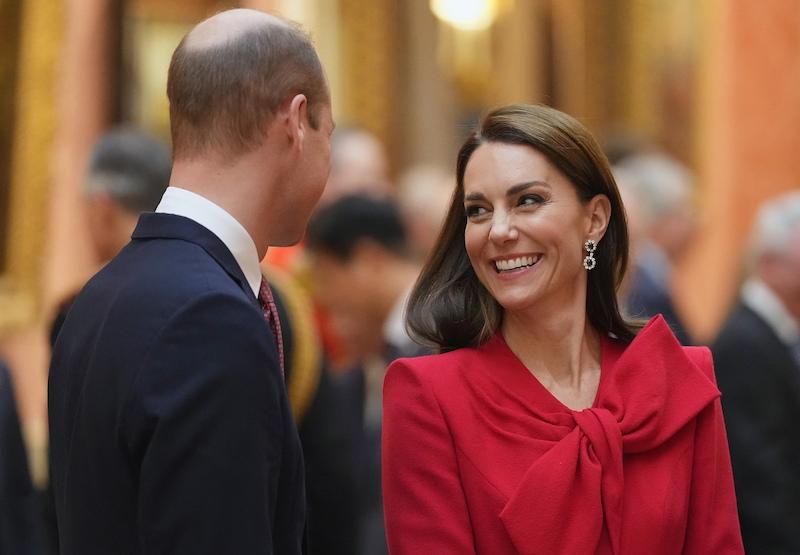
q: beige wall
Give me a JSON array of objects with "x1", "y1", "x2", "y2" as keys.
[{"x1": 676, "y1": 0, "x2": 800, "y2": 341}]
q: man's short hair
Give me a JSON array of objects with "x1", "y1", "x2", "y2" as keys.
[
  {"x1": 85, "y1": 127, "x2": 171, "y2": 213},
  {"x1": 612, "y1": 152, "x2": 694, "y2": 230},
  {"x1": 306, "y1": 194, "x2": 408, "y2": 261},
  {"x1": 748, "y1": 190, "x2": 800, "y2": 266},
  {"x1": 167, "y1": 17, "x2": 327, "y2": 160}
]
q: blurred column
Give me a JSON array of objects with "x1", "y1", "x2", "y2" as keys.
[
  {"x1": 2, "y1": 0, "x2": 120, "y2": 488},
  {"x1": 548, "y1": 0, "x2": 614, "y2": 132},
  {"x1": 339, "y1": 0, "x2": 398, "y2": 172},
  {"x1": 675, "y1": 0, "x2": 800, "y2": 340},
  {"x1": 0, "y1": 0, "x2": 63, "y2": 489},
  {"x1": 398, "y1": 0, "x2": 460, "y2": 170},
  {"x1": 489, "y1": 0, "x2": 546, "y2": 107},
  {"x1": 46, "y1": 0, "x2": 121, "y2": 309}
]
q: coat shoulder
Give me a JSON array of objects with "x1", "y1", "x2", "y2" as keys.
[{"x1": 386, "y1": 347, "x2": 480, "y2": 390}]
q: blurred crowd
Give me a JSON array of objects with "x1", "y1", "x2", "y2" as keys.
[{"x1": 2, "y1": 121, "x2": 799, "y2": 554}]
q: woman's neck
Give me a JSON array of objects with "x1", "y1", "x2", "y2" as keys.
[{"x1": 501, "y1": 295, "x2": 602, "y2": 409}]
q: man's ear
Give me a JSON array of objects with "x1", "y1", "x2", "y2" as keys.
[
  {"x1": 585, "y1": 193, "x2": 611, "y2": 243},
  {"x1": 285, "y1": 93, "x2": 309, "y2": 148}
]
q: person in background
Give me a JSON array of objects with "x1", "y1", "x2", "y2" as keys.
[
  {"x1": 613, "y1": 152, "x2": 697, "y2": 344},
  {"x1": 83, "y1": 127, "x2": 172, "y2": 262},
  {"x1": 263, "y1": 265, "x2": 362, "y2": 555},
  {"x1": 48, "y1": 10, "x2": 333, "y2": 554},
  {"x1": 396, "y1": 164, "x2": 454, "y2": 262},
  {"x1": 712, "y1": 190, "x2": 800, "y2": 554},
  {"x1": 383, "y1": 104, "x2": 743, "y2": 554},
  {"x1": 320, "y1": 126, "x2": 392, "y2": 206},
  {"x1": 50, "y1": 127, "x2": 171, "y2": 345},
  {"x1": 306, "y1": 194, "x2": 426, "y2": 555},
  {"x1": 0, "y1": 360, "x2": 42, "y2": 555}
]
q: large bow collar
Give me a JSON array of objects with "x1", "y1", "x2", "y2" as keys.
[{"x1": 492, "y1": 316, "x2": 719, "y2": 555}]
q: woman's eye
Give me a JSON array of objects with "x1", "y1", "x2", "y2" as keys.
[
  {"x1": 519, "y1": 194, "x2": 544, "y2": 206},
  {"x1": 465, "y1": 205, "x2": 488, "y2": 218}
]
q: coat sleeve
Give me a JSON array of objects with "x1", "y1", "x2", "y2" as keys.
[
  {"x1": 382, "y1": 358, "x2": 476, "y2": 554},
  {"x1": 122, "y1": 292, "x2": 290, "y2": 554},
  {"x1": 683, "y1": 347, "x2": 744, "y2": 554}
]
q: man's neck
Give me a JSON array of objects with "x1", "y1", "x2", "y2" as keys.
[{"x1": 170, "y1": 160, "x2": 271, "y2": 259}]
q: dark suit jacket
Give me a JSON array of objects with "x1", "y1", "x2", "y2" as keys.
[
  {"x1": 712, "y1": 303, "x2": 800, "y2": 554},
  {"x1": 48, "y1": 213, "x2": 305, "y2": 555},
  {"x1": 627, "y1": 262, "x2": 692, "y2": 345},
  {"x1": 0, "y1": 362, "x2": 42, "y2": 555}
]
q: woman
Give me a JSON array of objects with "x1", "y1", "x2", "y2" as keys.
[{"x1": 382, "y1": 105, "x2": 743, "y2": 554}]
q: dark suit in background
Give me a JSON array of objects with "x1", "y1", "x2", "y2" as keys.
[
  {"x1": 713, "y1": 302, "x2": 800, "y2": 554},
  {"x1": 627, "y1": 257, "x2": 693, "y2": 345},
  {"x1": 0, "y1": 361, "x2": 42, "y2": 555},
  {"x1": 267, "y1": 270, "x2": 362, "y2": 555},
  {"x1": 49, "y1": 214, "x2": 304, "y2": 554}
]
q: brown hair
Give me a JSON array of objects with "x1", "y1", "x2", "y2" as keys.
[
  {"x1": 167, "y1": 18, "x2": 327, "y2": 160},
  {"x1": 406, "y1": 104, "x2": 640, "y2": 352}
]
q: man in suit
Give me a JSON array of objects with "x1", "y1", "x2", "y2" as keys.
[
  {"x1": 48, "y1": 9, "x2": 333, "y2": 555},
  {"x1": 613, "y1": 152, "x2": 697, "y2": 344},
  {"x1": 712, "y1": 191, "x2": 800, "y2": 554}
]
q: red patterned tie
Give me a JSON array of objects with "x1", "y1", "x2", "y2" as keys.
[{"x1": 258, "y1": 278, "x2": 285, "y2": 376}]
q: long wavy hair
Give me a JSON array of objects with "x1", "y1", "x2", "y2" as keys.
[{"x1": 406, "y1": 104, "x2": 640, "y2": 352}]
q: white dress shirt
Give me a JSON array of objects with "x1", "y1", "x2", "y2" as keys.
[
  {"x1": 741, "y1": 278, "x2": 800, "y2": 348},
  {"x1": 155, "y1": 186, "x2": 262, "y2": 297}
]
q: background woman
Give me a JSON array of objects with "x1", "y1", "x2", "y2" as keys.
[{"x1": 382, "y1": 104, "x2": 743, "y2": 554}]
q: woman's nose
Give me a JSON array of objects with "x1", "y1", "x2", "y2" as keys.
[{"x1": 489, "y1": 212, "x2": 518, "y2": 243}]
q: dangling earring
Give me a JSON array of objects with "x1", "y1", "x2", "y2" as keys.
[{"x1": 583, "y1": 239, "x2": 597, "y2": 270}]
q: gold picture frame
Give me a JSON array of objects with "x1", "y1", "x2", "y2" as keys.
[{"x1": 0, "y1": 0, "x2": 61, "y2": 332}]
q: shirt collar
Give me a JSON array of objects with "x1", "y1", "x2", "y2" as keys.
[
  {"x1": 741, "y1": 278, "x2": 800, "y2": 346},
  {"x1": 156, "y1": 187, "x2": 262, "y2": 297}
]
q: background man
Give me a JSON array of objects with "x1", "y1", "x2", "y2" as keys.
[
  {"x1": 83, "y1": 127, "x2": 172, "y2": 262},
  {"x1": 48, "y1": 10, "x2": 333, "y2": 554},
  {"x1": 614, "y1": 152, "x2": 697, "y2": 343},
  {"x1": 712, "y1": 190, "x2": 800, "y2": 554},
  {"x1": 306, "y1": 194, "x2": 426, "y2": 555}
]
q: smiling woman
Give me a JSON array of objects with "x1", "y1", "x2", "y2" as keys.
[
  {"x1": 406, "y1": 104, "x2": 636, "y2": 352},
  {"x1": 382, "y1": 104, "x2": 744, "y2": 555}
]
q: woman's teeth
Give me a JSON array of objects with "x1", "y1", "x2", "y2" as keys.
[{"x1": 495, "y1": 255, "x2": 540, "y2": 272}]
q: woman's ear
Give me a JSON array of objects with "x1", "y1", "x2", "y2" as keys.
[{"x1": 585, "y1": 194, "x2": 611, "y2": 242}]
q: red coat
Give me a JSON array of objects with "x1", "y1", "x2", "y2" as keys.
[{"x1": 382, "y1": 316, "x2": 744, "y2": 554}]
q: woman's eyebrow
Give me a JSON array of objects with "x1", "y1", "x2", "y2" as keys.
[{"x1": 464, "y1": 181, "x2": 550, "y2": 202}]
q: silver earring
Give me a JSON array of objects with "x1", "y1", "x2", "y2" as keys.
[{"x1": 583, "y1": 239, "x2": 597, "y2": 270}]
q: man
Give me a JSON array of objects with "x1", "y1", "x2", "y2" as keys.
[
  {"x1": 712, "y1": 191, "x2": 800, "y2": 554},
  {"x1": 83, "y1": 127, "x2": 172, "y2": 262},
  {"x1": 306, "y1": 194, "x2": 425, "y2": 555},
  {"x1": 614, "y1": 152, "x2": 697, "y2": 344},
  {"x1": 48, "y1": 9, "x2": 333, "y2": 555},
  {"x1": 50, "y1": 127, "x2": 171, "y2": 346}
]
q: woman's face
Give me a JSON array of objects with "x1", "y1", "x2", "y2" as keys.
[{"x1": 463, "y1": 142, "x2": 605, "y2": 315}]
